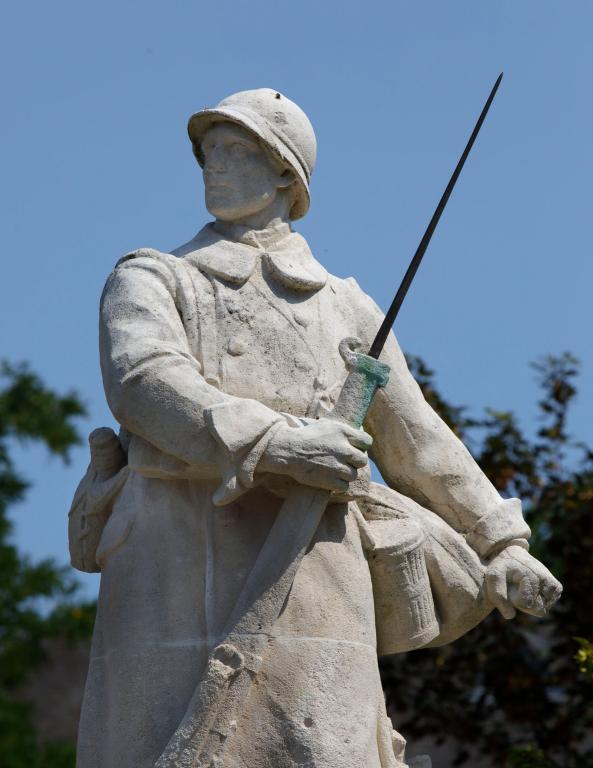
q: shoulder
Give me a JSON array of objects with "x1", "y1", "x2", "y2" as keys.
[
  {"x1": 328, "y1": 273, "x2": 385, "y2": 321},
  {"x1": 114, "y1": 224, "x2": 218, "y2": 280},
  {"x1": 102, "y1": 247, "x2": 182, "y2": 308},
  {"x1": 114, "y1": 246, "x2": 178, "y2": 271},
  {"x1": 325, "y1": 273, "x2": 393, "y2": 353}
]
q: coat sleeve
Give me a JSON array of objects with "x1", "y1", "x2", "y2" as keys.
[
  {"x1": 99, "y1": 249, "x2": 284, "y2": 503},
  {"x1": 346, "y1": 279, "x2": 530, "y2": 559}
]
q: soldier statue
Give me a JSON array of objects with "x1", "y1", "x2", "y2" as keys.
[{"x1": 69, "y1": 88, "x2": 562, "y2": 768}]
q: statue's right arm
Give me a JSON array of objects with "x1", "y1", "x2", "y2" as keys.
[{"x1": 100, "y1": 250, "x2": 285, "y2": 499}]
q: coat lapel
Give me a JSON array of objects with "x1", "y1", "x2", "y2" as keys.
[
  {"x1": 262, "y1": 232, "x2": 327, "y2": 292},
  {"x1": 172, "y1": 223, "x2": 327, "y2": 292}
]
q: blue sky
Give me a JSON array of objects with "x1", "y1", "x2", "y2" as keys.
[{"x1": 1, "y1": 1, "x2": 591, "y2": 598}]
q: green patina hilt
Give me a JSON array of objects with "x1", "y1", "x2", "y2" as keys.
[{"x1": 329, "y1": 337, "x2": 390, "y2": 429}]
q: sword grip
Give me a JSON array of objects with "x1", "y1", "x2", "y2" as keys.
[{"x1": 328, "y1": 337, "x2": 390, "y2": 428}]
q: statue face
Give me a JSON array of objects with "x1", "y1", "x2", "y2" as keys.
[{"x1": 201, "y1": 122, "x2": 290, "y2": 222}]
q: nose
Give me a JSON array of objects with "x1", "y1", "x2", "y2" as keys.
[{"x1": 203, "y1": 143, "x2": 226, "y2": 173}]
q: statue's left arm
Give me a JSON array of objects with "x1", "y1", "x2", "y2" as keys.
[{"x1": 348, "y1": 280, "x2": 562, "y2": 617}]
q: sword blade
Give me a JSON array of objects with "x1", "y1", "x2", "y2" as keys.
[{"x1": 368, "y1": 72, "x2": 504, "y2": 359}]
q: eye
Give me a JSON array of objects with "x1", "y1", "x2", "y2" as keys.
[{"x1": 229, "y1": 142, "x2": 248, "y2": 156}]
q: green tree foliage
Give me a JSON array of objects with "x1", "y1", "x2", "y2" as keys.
[
  {"x1": 574, "y1": 638, "x2": 593, "y2": 684},
  {"x1": 0, "y1": 362, "x2": 93, "y2": 768},
  {"x1": 381, "y1": 353, "x2": 593, "y2": 768}
]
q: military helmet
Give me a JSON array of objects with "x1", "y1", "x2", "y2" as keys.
[{"x1": 187, "y1": 88, "x2": 317, "y2": 220}]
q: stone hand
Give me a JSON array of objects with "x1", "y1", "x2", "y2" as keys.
[
  {"x1": 259, "y1": 418, "x2": 372, "y2": 493},
  {"x1": 485, "y1": 545, "x2": 562, "y2": 619}
]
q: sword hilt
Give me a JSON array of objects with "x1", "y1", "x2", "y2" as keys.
[{"x1": 328, "y1": 337, "x2": 390, "y2": 429}]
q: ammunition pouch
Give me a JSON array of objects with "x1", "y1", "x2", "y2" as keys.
[{"x1": 68, "y1": 428, "x2": 128, "y2": 572}]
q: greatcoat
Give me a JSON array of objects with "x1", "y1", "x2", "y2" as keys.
[{"x1": 75, "y1": 220, "x2": 529, "y2": 768}]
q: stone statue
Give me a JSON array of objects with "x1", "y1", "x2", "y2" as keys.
[{"x1": 68, "y1": 88, "x2": 562, "y2": 768}]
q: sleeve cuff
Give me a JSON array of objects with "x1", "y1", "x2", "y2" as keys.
[
  {"x1": 204, "y1": 398, "x2": 285, "y2": 506},
  {"x1": 466, "y1": 497, "x2": 531, "y2": 558}
]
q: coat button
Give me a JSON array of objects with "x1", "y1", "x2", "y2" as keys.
[{"x1": 227, "y1": 337, "x2": 247, "y2": 356}]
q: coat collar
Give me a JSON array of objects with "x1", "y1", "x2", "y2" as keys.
[{"x1": 172, "y1": 222, "x2": 327, "y2": 292}]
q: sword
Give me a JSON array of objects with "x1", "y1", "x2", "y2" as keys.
[
  {"x1": 155, "y1": 73, "x2": 503, "y2": 768},
  {"x1": 369, "y1": 71, "x2": 503, "y2": 359}
]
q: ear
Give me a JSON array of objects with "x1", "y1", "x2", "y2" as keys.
[{"x1": 277, "y1": 168, "x2": 297, "y2": 191}]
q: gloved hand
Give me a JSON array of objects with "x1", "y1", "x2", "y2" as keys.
[
  {"x1": 485, "y1": 545, "x2": 562, "y2": 619},
  {"x1": 258, "y1": 417, "x2": 372, "y2": 493}
]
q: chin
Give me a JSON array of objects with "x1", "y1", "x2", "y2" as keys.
[
  {"x1": 207, "y1": 205, "x2": 241, "y2": 222},
  {"x1": 205, "y1": 196, "x2": 271, "y2": 223}
]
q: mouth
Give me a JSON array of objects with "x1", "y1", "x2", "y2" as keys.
[{"x1": 204, "y1": 175, "x2": 232, "y2": 190}]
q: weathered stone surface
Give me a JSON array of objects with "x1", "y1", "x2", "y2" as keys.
[{"x1": 69, "y1": 88, "x2": 562, "y2": 768}]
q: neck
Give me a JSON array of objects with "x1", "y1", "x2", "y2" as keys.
[{"x1": 213, "y1": 217, "x2": 291, "y2": 249}]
